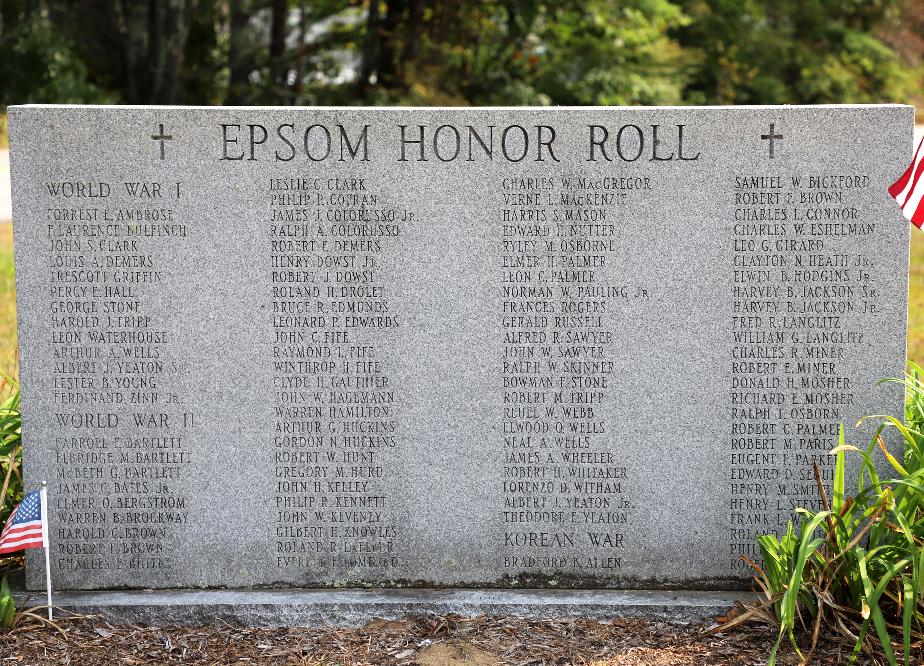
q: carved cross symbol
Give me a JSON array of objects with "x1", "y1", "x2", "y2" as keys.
[
  {"x1": 761, "y1": 123, "x2": 783, "y2": 158},
  {"x1": 151, "y1": 123, "x2": 173, "y2": 160}
]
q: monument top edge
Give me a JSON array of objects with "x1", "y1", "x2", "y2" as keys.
[{"x1": 6, "y1": 103, "x2": 915, "y2": 112}]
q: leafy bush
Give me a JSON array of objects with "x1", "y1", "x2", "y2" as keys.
[
  {"x1": 726, "y1": 362, "x2": 924, "y2": 665},
  {"x1": 0, "y1": 12, "x2": 109, "y2": 108},
  {"x1": 0, "y1": 377, "x2": 21, "y2": 530}
]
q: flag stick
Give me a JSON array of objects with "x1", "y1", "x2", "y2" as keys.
[{"x1": 40, "y1": 481, "x2": 52, "y2": 621}]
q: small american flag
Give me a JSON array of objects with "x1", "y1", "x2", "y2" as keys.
[
  {"x1": 889, "y1": 136, "x2": 924, "y2": 228},
  {"x1": 0, "y1": 489, "x2": 46, "y2": 554}
]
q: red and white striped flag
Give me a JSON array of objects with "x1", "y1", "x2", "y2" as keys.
[
  {"x1": 889, "y1": 136, "x2": 924, "y2": 228},
  {"x1": 0, "y1": 489, "x2": 46, "y2": 554},
  {"x1": 0, "y1": 487, "x2": 53, "y2": 620}
]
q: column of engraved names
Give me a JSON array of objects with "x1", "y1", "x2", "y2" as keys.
[
  {"x1": 269, "y1": 175, "x2": 407, "y2": 578},
  {"x1": 729, "y1": 173, "x2": 875, "y2": 573},
  {"x1": 500, "y1": 173, "x2": 649, "y2": 576},
  {"x1": 44, "y1": 178, "x2": 192, "y2": 576}
]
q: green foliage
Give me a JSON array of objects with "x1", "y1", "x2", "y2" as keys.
[
  {"x1": 358, "y1": 0, "x2": 694, "y2": 106},
  {"x1": 0, "y1": 0, "x2": 915, "y2": 109},
  {"x1": 675, "y1": 0, "x2": 914, "y2": 105},
  {"x1": 530, "y1": 1, "x2": 692, "y2": 106},
  {"x1": 0, "y1": 573, "x2": 14, "y2": 628},
  {"x1": 0, "y1": 226, "x2": 18, "y2": 381},
  {"x1": 726, "y1": 363, "x2": 924, "y2": 664},
  {"x1": 0, "y1": 378, "x2": 21, "y2": 531},
  {"x1": 0, "y1": 11, "x2": 109, "y2": 107}
]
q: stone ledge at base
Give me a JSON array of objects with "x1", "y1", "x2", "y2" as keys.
[{"x1": 13, "y1": 586, "x2": 746, "y2": 626}]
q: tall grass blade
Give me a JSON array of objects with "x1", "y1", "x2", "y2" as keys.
[
  {"x1": 714, "y1": 364, "x2": 924, "y2": 664},
  {"x1": 903, "y1": 576, "x2": 912, "y2": 666}
]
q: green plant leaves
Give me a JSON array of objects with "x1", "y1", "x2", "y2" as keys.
[
  {"x1": 722, "y1": 364, "x2": 924, "y2": 664},
  {"x1": 0, "y1": 377, "x2": 21, "y2": 531},
  {"x1": 0, "y1": 572, "x2": 14, "y2": 628}
]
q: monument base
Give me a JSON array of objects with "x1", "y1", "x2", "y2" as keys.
[{"x1": 13, "y1": 583, "x2": 744, "y2": 626}]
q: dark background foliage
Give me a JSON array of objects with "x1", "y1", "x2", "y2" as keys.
[{"x1": 0, "y1": 0, "x2": 921, "y2": 110}]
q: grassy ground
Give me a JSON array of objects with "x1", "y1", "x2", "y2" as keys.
[
  {"x1": 0, "y1": 225, "x2": 16, "y2": 380},
  {"x1": 1, "y1": 112, "x2": 11, "y2": 381},
  {"x1": 909, "y1": 230, "x2": 924, "y2": 361}
]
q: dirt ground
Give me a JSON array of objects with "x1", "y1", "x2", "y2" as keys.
[{"x1": 0, "y1": 612, "x2": 875, "y2": 665}]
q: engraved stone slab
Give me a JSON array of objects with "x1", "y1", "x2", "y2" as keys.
[{"x1": 8, "y1": 104, "x2": 911, "y2": 591}]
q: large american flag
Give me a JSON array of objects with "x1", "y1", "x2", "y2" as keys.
[
  {"x1": 0, "y1": 489, "x2": 46, "y2": 554},
  {"x1": 889, "y1": 135, "x2": 924, "y2": 228}
]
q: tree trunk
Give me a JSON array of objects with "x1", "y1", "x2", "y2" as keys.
[
  {"x1": 406, "y1": 0, "x2": 424, "y2": 63},
  {"x1": 115, "y1": 0, "x2": 195, "y2": 104},
  {"x1": 358, "y1": 0, "x2": 381, "y2": 97},
  {"x1": 378, "y1": 0, "x2": 406, "y2": 90},
  {"x1": 147, "y1": 0, "x2": 196, "y2": 104},
  {"x1": 228, "y1": 0, "x2": 253, "y2": 104},
  {"x1": 270, "y1": 0, "x2": 288, "y2": 100},
  {"x1": 119, "y1": 0, "x2": 151, "y2": 103},
  {"x1": 291, "y1": 1, "x2": 309, "y2": 104}
]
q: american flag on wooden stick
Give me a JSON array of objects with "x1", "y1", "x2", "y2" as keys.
[
  {"x1": 0, "y1": 489, "x2": 46, "y2": 554},
  {"x1": 889, "y1": 136, "x2": 924, "y2": 227}
]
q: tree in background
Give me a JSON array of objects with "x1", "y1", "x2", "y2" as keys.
[
  {"x1": 0, "y1": 0, "x2": 110, "y2": 105},
  {"x1": 675, "y1": 0, "x2": 913, "y2": 104},
  {"x1": 0, "y1": 0, "x2": 919, "y2": 109},
  {"x1": 355, "y1": 0, "x2": 693, "y2": 106},
  {"x1": 878, "y1": 0, "x2": 924, "y2": 111}
]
